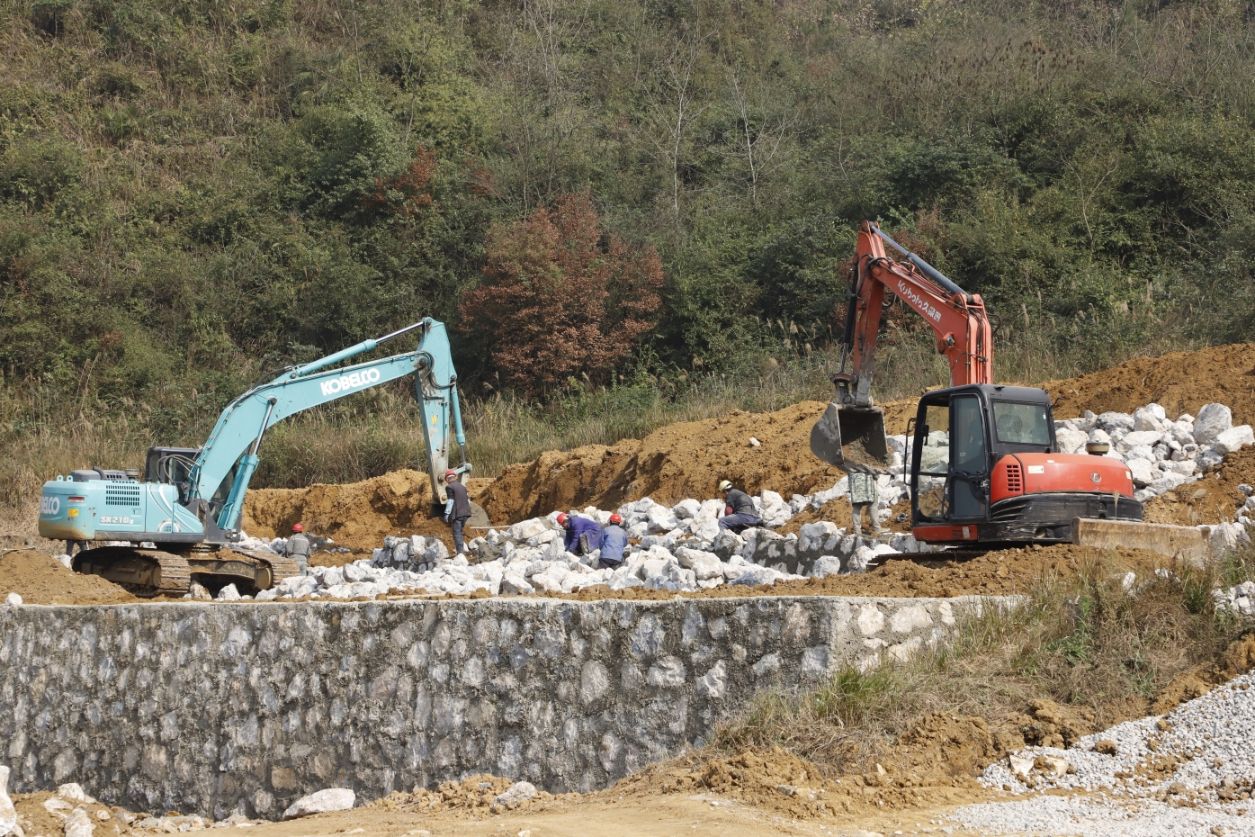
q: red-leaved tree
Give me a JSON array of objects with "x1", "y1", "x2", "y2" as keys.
[{"x1": 460, "y1": 194, "x2": 663, "y2": 395}]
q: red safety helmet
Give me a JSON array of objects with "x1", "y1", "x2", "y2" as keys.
[
  {"x1": 291, "y1": 522, "x2": 304, "y2": 533},
  {"x1": 556, "y1": 512, "x2": 570, "y2": 526},
  {"x1": 444, "y1": 469, "x2": 458, "y2": 479},
  {"x1": 609, "y1": 513, "x2": 623, "y2": 525}
]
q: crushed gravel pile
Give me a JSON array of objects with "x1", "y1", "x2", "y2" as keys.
[{"x1": 952, "y1": 669, "x2": 1255, "y2": 835}]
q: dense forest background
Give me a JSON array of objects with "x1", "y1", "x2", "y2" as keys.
[{"x1": 2, "y1": 0, "x2": 1253, "y2": 502}]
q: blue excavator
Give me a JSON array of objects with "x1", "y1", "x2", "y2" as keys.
[{"x1": 38, "y1": 317, "x2": 475, "y2": 595}]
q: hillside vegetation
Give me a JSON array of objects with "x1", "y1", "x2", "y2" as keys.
[{"x1": 1, "y1": 0, "x2": 1252, "y2": 502}]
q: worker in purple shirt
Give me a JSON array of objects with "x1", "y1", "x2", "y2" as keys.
[{"x1": 557, "y1": 512, "x2": 604, "y2": 556}]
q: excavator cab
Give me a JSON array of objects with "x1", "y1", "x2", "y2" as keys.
[
  {"x1": 909, "y1": 388, "x2": 1009, "y2": 527},
  {"x1": 909, "y1": 384, "x2": 1140, "y2": 546}
]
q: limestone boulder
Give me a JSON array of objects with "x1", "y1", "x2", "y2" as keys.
[
  {"x1": 1193, "y1": 403, "x2": 1233, "y2": 445},
  {"x1": 1132, "y1": 403, "x2": 1167, "y2": 432},
  {"x1": 1212, "y1": 425, "x2": 1254, "y2": 455},
  {"x1": 282, "y1": 788, "x2": 356, "y2": 820},
  {"x1": 1126, "y1": 458, "x2": 1156, "y2": 488},
  {"x1": 1054, "y1": 428, "x2": 1089, "y2": 455},
  {"x1": 757, "y1": 490, "x2": 792, "y2": 527},
  {"x1": 495, "y1": 781, "x2": 538, "y2": 810},
  {"x1": 675, "y1": 547, "x2": 725, "y2": 581},
  {"x1": 63, "y1": 808, "x2": 93, "y2": 837},
  {"x1": 808, "y1": 555, "x2": 843, "y2": 579}
]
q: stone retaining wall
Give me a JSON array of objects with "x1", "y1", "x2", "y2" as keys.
[{"x1": 0, "y1": 595, "x2": 1013, "y2": 819}]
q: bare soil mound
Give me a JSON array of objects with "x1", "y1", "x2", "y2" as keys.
[
  {"x1": 243, "y1": 470, "x2": 492, "y2": 552},
  {"x1": 474, "y1": 342, "x2": 1255, "y2": 525},
  {"x1": 240, "y1": 343, "x2": 1255, "y2": 546},
  {"x1": 1042, "y1": 342, "x2": 1255, "y2": 424},
  {"x1": 479, "y1": 402, "x2": 844, "y2": 522},
  {"x1": 0, "y1": 548, "x2": 136, "y2": 605},
  {"x1": 1144, "y1": 447, "x2": 1255, "y2": 526}
]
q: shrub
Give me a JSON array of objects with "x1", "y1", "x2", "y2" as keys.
[{"x1": 459, "y1": 194, "x2": 663, "y2": 396}]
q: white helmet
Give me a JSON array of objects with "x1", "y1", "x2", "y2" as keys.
[{"x1": 718, "y1": 479, "x2": 733, "y2": 492}]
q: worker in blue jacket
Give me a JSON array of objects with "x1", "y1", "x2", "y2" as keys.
[
  {"x1": 598, "y1": 513, "x2": 629, "y2": 568},
  {"x1": 557, "y1": 512, "x2": 603, "y2": 556}
]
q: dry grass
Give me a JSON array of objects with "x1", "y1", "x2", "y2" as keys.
[{"x1": 716, "y1": 547, "x2": 1255, "y2": 775}]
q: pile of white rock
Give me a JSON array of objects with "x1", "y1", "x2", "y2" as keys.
[
  {"x1": 227, "y1": 400, "x2": 1253, "y2": 603},
  {"x1": 1214, "y1": 580, "x2": 1255, "y2": 617},
  {"x1": 1053, "y1": 402, "x2": 1253, "y2": 501},
  {"x1": 0, "y1": 764, "x2": 349, "y2": 833}
]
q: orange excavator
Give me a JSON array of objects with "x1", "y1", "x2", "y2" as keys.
[{"x1": 811, "y1": 221, "x2": 1147, "y2": 547}]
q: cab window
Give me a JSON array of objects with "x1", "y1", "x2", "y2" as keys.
[{"x1": 992, "y1": 401, "x2": 1051, "y2": 446}]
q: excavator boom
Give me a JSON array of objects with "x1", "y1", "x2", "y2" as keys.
[{"x1": 811, "y1": 221, "x2": 992, "y2": 472}]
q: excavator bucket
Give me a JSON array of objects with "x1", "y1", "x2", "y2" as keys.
[{"x1": 810, "y1": 403, "x2": 890, "y2": 473}]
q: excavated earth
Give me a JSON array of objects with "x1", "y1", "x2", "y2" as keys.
[
  {"x1": 243, "y1": 342, "x2": 1255, "y2": 544},
  {"x1": 3, "y1": 342, "x2": 1254, "y2": 607}
]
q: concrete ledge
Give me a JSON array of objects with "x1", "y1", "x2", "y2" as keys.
[{"x1": 0, "y1": 595, "x2": 1015, "y2": 818}]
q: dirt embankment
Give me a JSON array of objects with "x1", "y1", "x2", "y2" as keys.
[
  {"x1": 1043, "y1": 342, "x2": 1255, "y2": 425},
  {"x1": 1144, "y1": 447, "x2": 1254, "y2": 526},
  {"x1": 0, "y1": 549, "x2": 136, "y2": 605},
  {"x1": 478, "y1": 403, "x2": 844, "y2": 523},
  {"x1": 243, "y1": 469, "x2": 493, "y2": 552},
  {"x1": 241, "y1": 343, "x2": 1255, "y2": 547},
  {"x1": 538, "y1": 341, "x2": 1255, "y2": 523}
]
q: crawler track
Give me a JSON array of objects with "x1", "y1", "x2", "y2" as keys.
[{"x1": 72, "y1": 544, "x2": 301, "y2": 597}]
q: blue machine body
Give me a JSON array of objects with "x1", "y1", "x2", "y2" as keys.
[
  {"x1": 39, "y1": 476, "x2": 202, "y2": 542},
  {"x1": 39, "y1": 318, "x2": 467, "y2": 546}
]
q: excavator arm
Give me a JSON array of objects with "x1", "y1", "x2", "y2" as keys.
[
  {"x1": 187, "y1": 318, "x2": 469, "y2": 534},
  {"x1": 812, "y1": 221, "x2": 992, "y2": 471}
]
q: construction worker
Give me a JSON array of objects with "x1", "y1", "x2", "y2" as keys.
[
  {"x1": 286, "y1": 522, "x2": 311, "y2": 573},
  {"x1": 717, "y1": 479, "x2": 762, "y2": 533},
  {"x1": 599, "y1": 513, "x2": 628, "y2": 569},
  {"x1": 848, "y1": 471, "x2": 881, "y2": 540},
  {"x1": 443, "y1": 469, "x2": 471, "y2": 555},
  {"x1": 556, "y1": 512, "x2": 603, "y2": 556}
]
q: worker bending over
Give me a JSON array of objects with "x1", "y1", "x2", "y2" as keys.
[
  {"x1": 717, "y1": 479, "x2": 762, "y2": 533},
  {"x1": 599, "y1": 513, "x2": 628, "y2": 568},
  {"x1": 557, "y1": 512, "x2": 603, "y2": 556}
]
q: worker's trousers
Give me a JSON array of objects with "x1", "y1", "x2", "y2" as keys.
[
  {"x1": 718, "y1": 513, "x2": 762, "y2": 533},
  {"x1": 450, "y1": 516, "x2": 469, "y2": 554}
]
